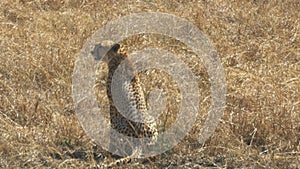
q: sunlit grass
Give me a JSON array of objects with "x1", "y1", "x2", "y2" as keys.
[{"x1": 0, "y1": 0, "x2": 299, "y2": 168}]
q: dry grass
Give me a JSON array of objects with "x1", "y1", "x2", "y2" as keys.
[{"x1": 0, "y1": 0, "x2": 299, "y2": 168}]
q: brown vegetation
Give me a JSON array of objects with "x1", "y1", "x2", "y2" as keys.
[{"x1": 0, "y1": 0, "x2": 299, "y2": 168}]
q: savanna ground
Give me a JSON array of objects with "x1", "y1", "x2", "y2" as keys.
[{"x1": 0, "y1": 0, "x2": 299, "y2": 168}]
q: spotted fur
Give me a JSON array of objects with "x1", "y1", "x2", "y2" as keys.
[{"x1": 92, "y1": 41, "x2": 158, "y2": 166}]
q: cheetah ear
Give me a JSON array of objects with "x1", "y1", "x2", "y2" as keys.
[{"x1": 110, "y1": 43, "x2": 120, "y2": 53}]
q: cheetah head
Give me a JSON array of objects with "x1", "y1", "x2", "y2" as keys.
[{"x1": 91, "y1": 40, "x2": 120, "y2": 62}]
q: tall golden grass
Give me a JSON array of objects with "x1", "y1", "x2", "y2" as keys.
[{"x1": 0, "y1": 0, "x2": 299, "y2": 168}]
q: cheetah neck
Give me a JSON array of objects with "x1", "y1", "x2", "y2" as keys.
[{"x1": 106, "y1": 53, "x2": 132, "y2": 103}]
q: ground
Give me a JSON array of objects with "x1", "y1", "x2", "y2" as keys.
[{"x1": 0, "y1": 0, "x2": 299, "y2": 168}]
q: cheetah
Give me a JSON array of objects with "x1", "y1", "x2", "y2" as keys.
[{"x1": 92, "y1": 41, "x2": 158, "y2": 166}]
